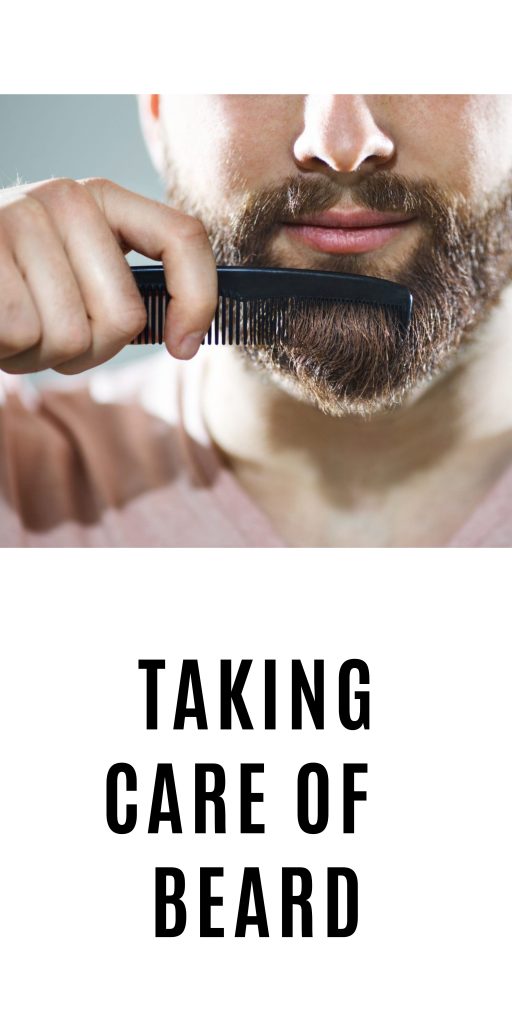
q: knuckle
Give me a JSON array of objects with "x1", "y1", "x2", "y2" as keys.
[
  {"x1": 0, "y1": 192, "x2": 48, "y2": 232},
  {"x1": 35, "y1": 177, "x2": 93, "y2": 216},
  {"x1": 104, "y1": 301, "x2": 147, "y2": 342},
  {"x1": 57, "y1": 319, "x2": 92, "y2": 359},
  {"x1": 79, "y1": 177, "x2": 115, "y2": 209},
  {"x1": 0, "y1": 298, "x2": 40, "y2": 351},
  {"x1": 80, "y1": 176, "x2": 112, "y2": 192},
  {"x1": 37, "y1": 176, "x2": 81, "y2": 203},
  {"x1": 171, "y1": 211, "x2": 209, "y2": 245}
]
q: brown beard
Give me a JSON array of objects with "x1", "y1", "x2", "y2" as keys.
[{"x1": 165, "y1": 167, "x2": 512, "y2": 416}]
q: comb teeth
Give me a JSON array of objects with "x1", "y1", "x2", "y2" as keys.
[
  {"x1": 132, "y1": 284, "x2": 169, "y2": 345},
  {"x1": 130, "y1": 287, "x2": 295, "y2": 347},
  {"x1": 205, "y1": 296, "x2": 296, "y2": 346},
  {"x1": 130, "y1": 264, "x2": 413, "y2": 345}
]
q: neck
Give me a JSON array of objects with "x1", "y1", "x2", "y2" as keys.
[{"x1": 201, "y1": 286, "x2": 512, "y2": 546}]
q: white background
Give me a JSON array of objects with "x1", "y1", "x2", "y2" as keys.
[
  {"x1": 0, "y1": 2, "x2": 511, "y2": 94},
  {"x1": 0, "y1": 549, "x2": 510, "y2": 1022},
  {"x1": 1, "y1": 4, "x2": 511, "y2": 1020}
]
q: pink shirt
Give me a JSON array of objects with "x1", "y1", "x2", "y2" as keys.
[
  {"x1": 0, "y1": 351, "x2": 511, "y2": 547},
  {"x1": 0, "y1": 353, "x2": 282, "y2": 547}
]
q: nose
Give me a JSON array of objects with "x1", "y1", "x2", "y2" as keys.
[{"x1": 293, "y1": 95, "x2": 395, "y2": 178}]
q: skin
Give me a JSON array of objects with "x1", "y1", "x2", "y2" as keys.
[
  {"x1": 0, "y1": 177, "x2": 218, "y2": 370},
  {"x1": 149, "y1": 95, "x2": 512, "y2": 545},
  {"x1": 2, "y1": 96, "x2": 512, "y2": 544}
]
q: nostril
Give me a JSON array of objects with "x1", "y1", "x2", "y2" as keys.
[
  {"x1": 293, "y1": 96, "x2": 396, "y2": 178},
  {"x1": 293, "y1": 138, "x2": 395, "y2": 178}
]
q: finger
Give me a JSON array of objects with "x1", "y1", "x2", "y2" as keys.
[
  {"x1": 0, "y1": 195, "x2": 92, "y2": 372},
  {"x1": 0, "y1": 243, "x2": 41, "y2": 365},
  {"x1": 82, "y1": 178, "x2": 218, "y2": 359},
  {"x1": 25, "y1": 179, "x2": 146, "y2": 374}
]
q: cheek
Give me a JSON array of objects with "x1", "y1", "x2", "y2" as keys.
[
  {"x1": 161, "y1": 96, "x2": 234, "y2": 200},
  {"x1": 162, "y1": 95, "x2": 300, "y2": 208},
  {"x1": 393, "y1": 96, "x2": 512, "y2": 199},
  {"x1": 461, "y1": 97, "x2": 512, "y2": 197},
  {"x1": 214, "y1": 97, "x2": 301, "y2": 185}
]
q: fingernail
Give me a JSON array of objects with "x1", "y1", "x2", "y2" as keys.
[{"x1": 175, "y1": 332, "x2": 204, "y2": 359}]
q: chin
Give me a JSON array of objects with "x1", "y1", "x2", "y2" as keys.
[{"x1": 239, "y1": 348, "x2": 414, "y2": 419}]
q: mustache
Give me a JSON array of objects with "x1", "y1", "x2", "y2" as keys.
[
  {"x1": 215, "y1": 171, "x2": 462, "y2": 265},
  {"x1": 247, "y1": 172, "x2": 453, "y2": 219}
]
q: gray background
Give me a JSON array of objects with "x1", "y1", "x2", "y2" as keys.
[
  {"x1": 0, "y1": 95, "x2": 161, "y2": 199},
  {"x1": 0, "y1": 95, "x2": 164, "y2": 373}
]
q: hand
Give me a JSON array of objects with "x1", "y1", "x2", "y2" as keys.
[{"x1": 0, "y1": 177, "x2": 218, "y2": 373}]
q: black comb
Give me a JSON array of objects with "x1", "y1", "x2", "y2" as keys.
[{"x1": 130, "y1": 264, "x2": 413, "y2": 346}]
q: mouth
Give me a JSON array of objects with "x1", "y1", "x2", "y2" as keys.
[{"x1": 281, "y1": 207, "x2": 418, "y2": 255}]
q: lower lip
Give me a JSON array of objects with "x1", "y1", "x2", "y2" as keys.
[{"x1": 283, "y1": 221, "x2": 413, "y2": 254}]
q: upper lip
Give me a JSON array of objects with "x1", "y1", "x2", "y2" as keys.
[{"x1": 284, "y1": 207, "x2": 416, "y2": 229}]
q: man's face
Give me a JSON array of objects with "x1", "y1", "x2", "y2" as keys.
[{"x1": 154, "y1": 95, "x2": 512, "y2": 415}]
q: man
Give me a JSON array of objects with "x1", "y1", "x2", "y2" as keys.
[{"x1": 1, "y1": 94, "x2": 512, "y2": 546}]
